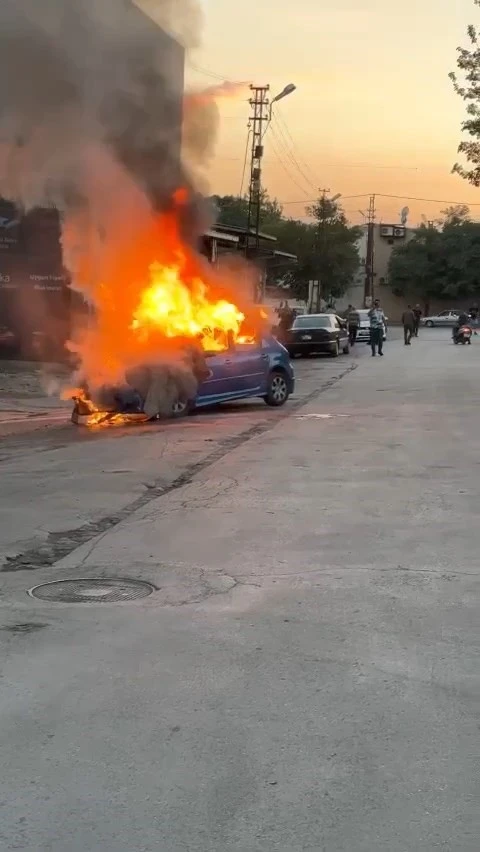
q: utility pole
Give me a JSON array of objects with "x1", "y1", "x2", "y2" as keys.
[
  {"x1": 315, "y1": 189, "x2": 330, "y2": 312},
  {"x1": 245, "y1": 85, "x2": 270, "y2": 301},
  {"x1": 364, "y1": 194, "x2": 376, "y2": 307}
]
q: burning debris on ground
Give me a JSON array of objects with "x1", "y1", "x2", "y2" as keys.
[{"x1": 0, "y1": 0, "x2": 258, "y2": 423}]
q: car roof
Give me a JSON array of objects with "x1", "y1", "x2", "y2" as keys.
[{"x1": 295, "y1": 313, "x2": 333, "y2": 318}]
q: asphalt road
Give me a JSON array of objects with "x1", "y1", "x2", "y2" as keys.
[{"x1": 1, "y1": 328, "x2": 479, "y2": 851}]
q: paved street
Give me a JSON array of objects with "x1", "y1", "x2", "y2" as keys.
[{"x1": 1, "y1": 328, "x2": 479, "y2": 851}]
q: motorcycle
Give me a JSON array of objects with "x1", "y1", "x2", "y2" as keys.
[{"x1": 453, "y1": 325, "x2": 473, "y2": 345}]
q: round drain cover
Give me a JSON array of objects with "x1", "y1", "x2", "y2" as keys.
[{"x1": 28, "y1": 578, "x2": 155, "y2": 604}]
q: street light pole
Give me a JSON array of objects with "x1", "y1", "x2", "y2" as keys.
[{"x1": 245, "y1": 83, "x2": 296, "y2": 302}]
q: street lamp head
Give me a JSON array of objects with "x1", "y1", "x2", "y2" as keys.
[{"x1": 272, "y1": 83, "x2": 297, "y2": 104}]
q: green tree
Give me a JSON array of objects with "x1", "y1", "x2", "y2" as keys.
[
  {"x1": 210, "y1": 192, "x2": 283, "y2": 230},
  {"x1": 267, "y1": 217, "x2": 318, "y2": 296},
  {"x1": 439, "y1": 204, "x2": 471, "y2": 226},
  {"x1": 305, "y1": 195, "x2": 362, "y2": 302},
  {"x1": 449, "y1": 0, "x2": 480, "y2": 185},
  {"x1": 388, "y1": 220, "x2": 480, "y2": 308},
  {"x1": 210, "y1": 191, "x2": 361, "y2": 302}
]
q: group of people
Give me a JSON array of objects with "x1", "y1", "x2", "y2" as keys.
[{"x1": 401, "y1": 305, "x2": 423, "y2": 345}]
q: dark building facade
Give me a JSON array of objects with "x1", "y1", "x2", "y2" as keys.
[{"x1": 0, "y1": 0, "x2": 185, "y2": 359}]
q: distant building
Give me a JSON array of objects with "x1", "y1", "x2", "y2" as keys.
[{"x1": 337, "y1": 223, "x2": 416, "y2": 319}]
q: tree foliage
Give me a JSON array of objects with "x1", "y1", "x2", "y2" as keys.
[
  {"x1": 304, "y1": 196, "x2": 361, "y2": 300},
  {"x1": 210, "y1": 192, "x2": 283, "y2": 231},
  {"x1": 211, "y1": 193, "x2": 361, "y2": 300},
  {"x1": 388, "y1": 219, "x2": 480, "y2": 305},
  {"x1": 450, "y1": 0, "x2": 480, "y2": 185}
]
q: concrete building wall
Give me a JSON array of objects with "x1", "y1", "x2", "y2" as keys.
[{"x1": 337, "y1": 224, "x2": 417, "y2": 320}]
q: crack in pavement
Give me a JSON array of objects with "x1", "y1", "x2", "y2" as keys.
[{"x1": 2, "y1": 364, "x2": 356, "y2": 573}]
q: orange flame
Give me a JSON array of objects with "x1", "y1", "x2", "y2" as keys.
[
  {"x1": 131, "y1": 261, "x2": 245, "y2": 352},
  {"x1": 67, "y1": 190, "x2": 260, "y2": 395}
]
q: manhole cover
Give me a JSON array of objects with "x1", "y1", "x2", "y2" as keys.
[{"x1": 28, "y1": 578, "x2": 155, "y2": 604}]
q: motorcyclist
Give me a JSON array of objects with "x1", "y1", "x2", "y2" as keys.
[{"x1": 453, "y1": 311, "x2": 471, "y2": 341}]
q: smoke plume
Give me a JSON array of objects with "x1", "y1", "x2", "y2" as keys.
[{"x1": 0, "y1": 0, "x2": 251, "y2": 411}]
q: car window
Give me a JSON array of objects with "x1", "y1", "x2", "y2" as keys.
[
  {"x1": 438, "y1": 311, "x2": 450, "y2": 316},
  {"x1": 293, "y1": 315, "x2": 332, "y2": 329},
  {"x1": 235, "y1": 340, "x2": 260, "y2": 352}
]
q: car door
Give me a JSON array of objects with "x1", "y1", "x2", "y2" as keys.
[
  {"x1": 334, "y1": 316, "x2": 349, "y2": 347},
  {"x1": 437, "y1": 310, "x2": 451, "y2": 326},
  {"x1": 228, "y1": 340, "x2": 269, "y2": 394},
  {"x1": 196, "y1": 348, "x2": 240, "y2": 404}
]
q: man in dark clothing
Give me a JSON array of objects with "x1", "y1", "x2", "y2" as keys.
[
  {"x1": 413, "y1": 304, "x2": 422, "y2": 337},
  {"x1": 402, "y1": 305, "x2": 415, "y2": 345},
  {"x1": 452, "y1": 311, "x2": 470, "y2": 341},
  {"x1": 346, "y1": 305, "x2": 359, "y2": 346}
]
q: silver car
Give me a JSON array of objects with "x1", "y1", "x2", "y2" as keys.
[{"x1": 422, "y1": 310, "x2": 460, "y2": 327}]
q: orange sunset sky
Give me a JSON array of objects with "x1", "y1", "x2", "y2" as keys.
[{"x1": 178, "y1": 0, "x2": 480, "y2": 227}]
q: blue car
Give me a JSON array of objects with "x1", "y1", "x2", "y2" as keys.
[{"x1": 72, "y1": 335, "x2": 295, "y2": 424}]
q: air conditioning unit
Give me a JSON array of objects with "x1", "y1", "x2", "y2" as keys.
[
  {"x1": 393, "y1": 227, "x2": 406, "y2": 238},
  {"x1": 380, "y1": 226, "x2": 394, "y2": 237}
]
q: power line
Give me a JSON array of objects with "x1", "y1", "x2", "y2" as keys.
[
  {"x1": 188, "y1": 63, "x2": 227, "y2": 81},
  {"x1": 279, "y1": 192, "x2": 480, "y2": 207},
  {"x1": 239, "y1": 127, "x2": 251, "y2": 197},
  {"x1": 269, "y1": 116, "x2": 317, "y2": 192},
  {"x1": 270, "y1": 133, "x2": 309, "y2": 198},
  {"x1": 376, "y1": 193, "x2": 480, "y2": 206},
  {"x1": 268, "y1": 123, "x2": 312, "y2": 196},
  {"x1": 280, "y1": 194, "x2": 371, "y2": 205},
  {"x1": 274, "y1": 104, "x2": 321, "y2": 187},
  {"x1": 267, "y1": 131, "x2": 312, "y2": 198}
]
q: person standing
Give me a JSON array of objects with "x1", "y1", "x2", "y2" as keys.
[
  {"x1": 402, "y1": 305, "x2": 416, "y2": 346},
  {"x1": 347, "y1": 305, "x2": 359, "y2": 346},
  {"x1": 413, "y1": 304, "x2": 422, "y2": 337},
  {"x1": 368, "y1": 299, "x2": 385, "y2": 356}
]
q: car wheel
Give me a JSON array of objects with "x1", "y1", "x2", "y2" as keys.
[
  {"x1": 342, "y1": 343, "x2": 350, "y2": 354},
  {"x1": 264, "y1": 370, "x2": 289, "y2": 407},
  {"x1": 425, "y1": 320, "x2": 434, "y2": 328},
  {"x1": 330, "y1": 340, "x2": 340, "y2": 357},
  {"x1": 170, "y1": 398, "x2": 192, "y2": 418}
]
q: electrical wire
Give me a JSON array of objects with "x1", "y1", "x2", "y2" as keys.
[
  {"x1": 376, "y1": 192, "x2": 480, "y2": 206},
  {"x1": 239, "y1": 127, "x2": 251, "y2": 197},
  {"x1": 188, "y1": 63, "x2": 227, "y2": 81},
  {"x1": 267, "y1": 131, "x2": 312, "y2": 198},
  {"x1": 269, "y1": 116, "x2": 318, "y2": 193},
  {"x1": 268, "y1": 124, "x2": 312, "y2": 196},
  {"x1": 280, "y1": 192, "x2": 480, "y2": 207},
  {"x1": 274, "y1": 104, "x2": 321, "y2": 187},
  {"x1": 280, "y1": 194, "x2": 371, "y2": 205}
]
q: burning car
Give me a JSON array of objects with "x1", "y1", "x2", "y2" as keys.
[{"x1": 71, "y1": 332, "x2": 294, "y2": 425}]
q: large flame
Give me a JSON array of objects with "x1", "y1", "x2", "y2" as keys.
[
  {"x1": 66, "y1": 190, "x2": 260, "y2": 397},
  {"x1": 132, "y1": 261, "x2": 245, "y2": 352}
]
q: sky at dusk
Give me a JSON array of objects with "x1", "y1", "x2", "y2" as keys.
[{"x1": 184, "y1": 0, "x2": 480, "y2": 226}]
